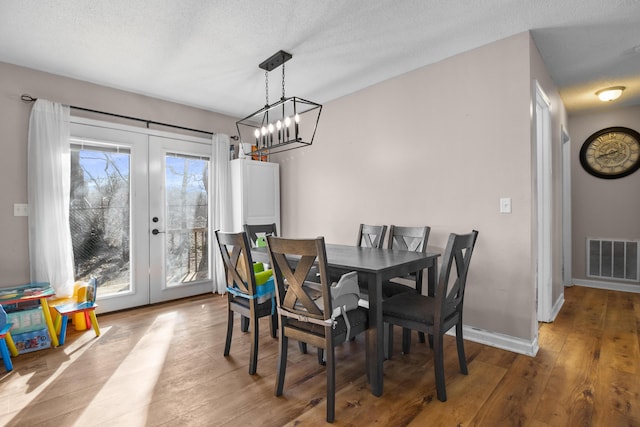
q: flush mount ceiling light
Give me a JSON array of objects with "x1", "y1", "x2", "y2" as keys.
[
  {"x1": 596, "y1": 86, "x2": 625, "y2": 102},
  {"x1": 236, "y1": 50, "x2": 322, "y2": 158}
]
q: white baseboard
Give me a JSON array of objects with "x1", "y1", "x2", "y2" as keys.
[
  {"x1": 447, "y1": 325, "x2": 539, "y2": 356},
  {"x1": 573, "y1": 278, "x2": 640, "y2": 293},
  {"x1": 549, "y1": 293, "x2": 564, "y2": 322},
  {"x1": 538, "y1": 292, "x2": 565, "y2": 323}
]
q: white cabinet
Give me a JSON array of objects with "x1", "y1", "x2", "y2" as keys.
[{"x1": 230, "y1": 159, "x2": 280, "y2": 233}]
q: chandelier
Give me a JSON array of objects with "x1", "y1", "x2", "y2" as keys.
[{"x1": 236, "y1": 50, "x2": 322, "y2": 159}]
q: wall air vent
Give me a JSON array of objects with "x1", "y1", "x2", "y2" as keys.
[{"x1": 587, "y1": 238, "x2": 639, "y2": 282}]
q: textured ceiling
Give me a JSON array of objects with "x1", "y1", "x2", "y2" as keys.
[{"x1": 1, "y1": 0, "x2": 639, "y2": 117}]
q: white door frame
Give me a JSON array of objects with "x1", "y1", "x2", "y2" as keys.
[
  {"x1": 535, "y1": 81, "x2": 553, "y2": 322},
  {"x1": 561, "y1": 126, "x2": 572, "y2": 286}
]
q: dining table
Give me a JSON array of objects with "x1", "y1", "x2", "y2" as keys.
[{"x1": 252, "y1": 243, "x2": 440, "y2": 397}]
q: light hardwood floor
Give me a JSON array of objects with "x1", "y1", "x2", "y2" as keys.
[{"x1": 1, "y1": 286, "x2": 638, "y2": 426}]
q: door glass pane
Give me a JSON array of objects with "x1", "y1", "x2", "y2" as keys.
[
  {"x1": 165, "y1": 153, "x2": 210, "y2": 287},
  {"x1": 69, "y1": 144, "x2": 131, "y2": 297}
]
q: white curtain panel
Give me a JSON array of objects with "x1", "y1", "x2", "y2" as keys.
[
  {"x1": 211, "y1": 134, "x2": 232, "y2": 293},
  {"x1": 27, "y1": 99, "x2": 75, "y2": 297}
]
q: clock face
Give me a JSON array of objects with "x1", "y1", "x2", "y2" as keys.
[{"x1": 579, "y1": 127, "x2": 640, "y2": 179}]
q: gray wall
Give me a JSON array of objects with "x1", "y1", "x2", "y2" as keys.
[
  {"x1": 272, "y1": 32, "x2": 568, "y2": 343},
  {"x1": 569, "y1": 105, "x2": 640, "y2": 289}
]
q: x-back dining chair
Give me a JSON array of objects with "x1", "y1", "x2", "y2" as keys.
[
  {"x1": 215, "y1": 230, "x2": 277, "y2": 375},
  {"x1": 267, "y1": 235, "x2": 369, "y2": 423},
  {"x1": 245, "y1": 223, "x2": 320, "y2": 357},
  {"x1": 382, "y1": 230, "x2": 479, "y2": 402},
  {"x1": 382, "y1": 225, "x2": 431, "y2": 347}
]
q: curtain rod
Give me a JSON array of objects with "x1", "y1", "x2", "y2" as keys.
[{"x1": 20, "y1": 94, "x2": 238, "y2": 140}]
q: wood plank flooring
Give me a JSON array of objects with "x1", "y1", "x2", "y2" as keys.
[{"x1": 0, "y1": 286, "x2": 638, "y2": 426}]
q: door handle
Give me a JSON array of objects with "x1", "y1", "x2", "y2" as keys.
[{"x1": 152, "y1": 229, "x2": 165, "y2": 235}]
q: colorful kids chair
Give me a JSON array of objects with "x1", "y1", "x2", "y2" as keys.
[
  {"x1": 52, "y1": 278, "x2": 100, "y2": 345},
  {"x1": 0, "y1": 305, "x2": 18, "y2": 371}
]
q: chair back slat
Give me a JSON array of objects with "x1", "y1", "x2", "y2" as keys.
[
  {"x1": 357, "y1": 224, "x2": 387, "y2": 248},
  {"x1": 388, "y1": 225, "x2": 430, "y2": 253},
  {"x1": 244, "y1": 223, "x2": 277, "y2": 248},
  {"x1": 436, "y1": 230, "x2": 479, "y2": 319},
  {"x1": 215, "y1": 230, "x2": 257, "y2": 297},
  {"x1": 86, "y1": 277, "x2": 98, "y2": 304}
]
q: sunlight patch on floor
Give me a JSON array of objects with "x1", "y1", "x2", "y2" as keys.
[
  {"x1": 71, "y1": 312, "x2": 177, "y2": 426},
  {"x1": 1, "y1": 326, "x2": 110, "y2": 415}
]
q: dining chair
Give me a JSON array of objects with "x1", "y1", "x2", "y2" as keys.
[
  {"x1": 382, "y1": 230, "x2": 479, "y2": 402},
  {"x1": 245, "y1": 223, "x2": 321, "y2": 356},
  {"x1": 215, "y1": 230, "x2": 277, "y2": 375},
  {"x1": 382, "y1": 225, "x2": 431, "y2": 347},
  {"x1": 266, "y1": 235, "x2": 369, "y2": 423},
  {"x1": 356, "y1": 223, "x2": 387, "y2": 248}
]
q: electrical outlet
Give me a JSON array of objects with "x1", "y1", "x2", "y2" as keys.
[
  {"x1": 14, "y1": 203, "x2": 28, "y2": 216},
  {"x1": 499, "y1": 197, "x2": 512, "y2": 214}
]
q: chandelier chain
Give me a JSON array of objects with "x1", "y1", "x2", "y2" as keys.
[
  {"x1": 265, "y1": 70, "x2": 269, "y2": 106},
  {"x1": 282, "y1": 62, "x2": 286, "y2": 99}
]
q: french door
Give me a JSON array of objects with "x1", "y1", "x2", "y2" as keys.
[
  {"x1": 70, "y1": 118, "x2": 213, "y2": 313},
  {"x1": 148, "y1": 135, "x2": 212, "y2": 303}
]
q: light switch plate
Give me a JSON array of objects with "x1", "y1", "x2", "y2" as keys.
[
  {"x1": 14, "y1": 203, "x2": 28, "y2": 216},
  {"x1": 499, "y1": 197, "x2": 512, "y2": 214}
]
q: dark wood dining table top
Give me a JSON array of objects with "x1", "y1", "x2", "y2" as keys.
[
  {"x1": 253, "y1": 243, "x2": 436, "y2": 274},
  {"x1": 322, "y1": 243, "x2": 437, "y2": 276}
]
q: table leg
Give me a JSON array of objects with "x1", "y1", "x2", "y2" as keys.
[
  {"x1": 5, "y1": 331, "x2": 18, "y2": 357},
  {"x1": 89, "y1": 310, "x2": 101, "y2": 336},
  {"x1": 39, "y1": 298, "x2": 60, "y2": 347},
  {"x1": 427, "y1": 258, "x2": 438, "y2": 348},
  {"x1": 366, "y1": 272, "x2": 384, "y2": 397},
  {"x1": 427, "y1": 258, "x2": 438, "y2": 297}
]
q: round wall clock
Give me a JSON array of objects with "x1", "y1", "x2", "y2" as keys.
[{"x1": 579, "y1": 126, "x2": 640, "y2": 179}]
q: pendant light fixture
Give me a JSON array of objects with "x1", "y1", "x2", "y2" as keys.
[{"x1": 236, "y1": 50, "x2": 322, "y2": 159}]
